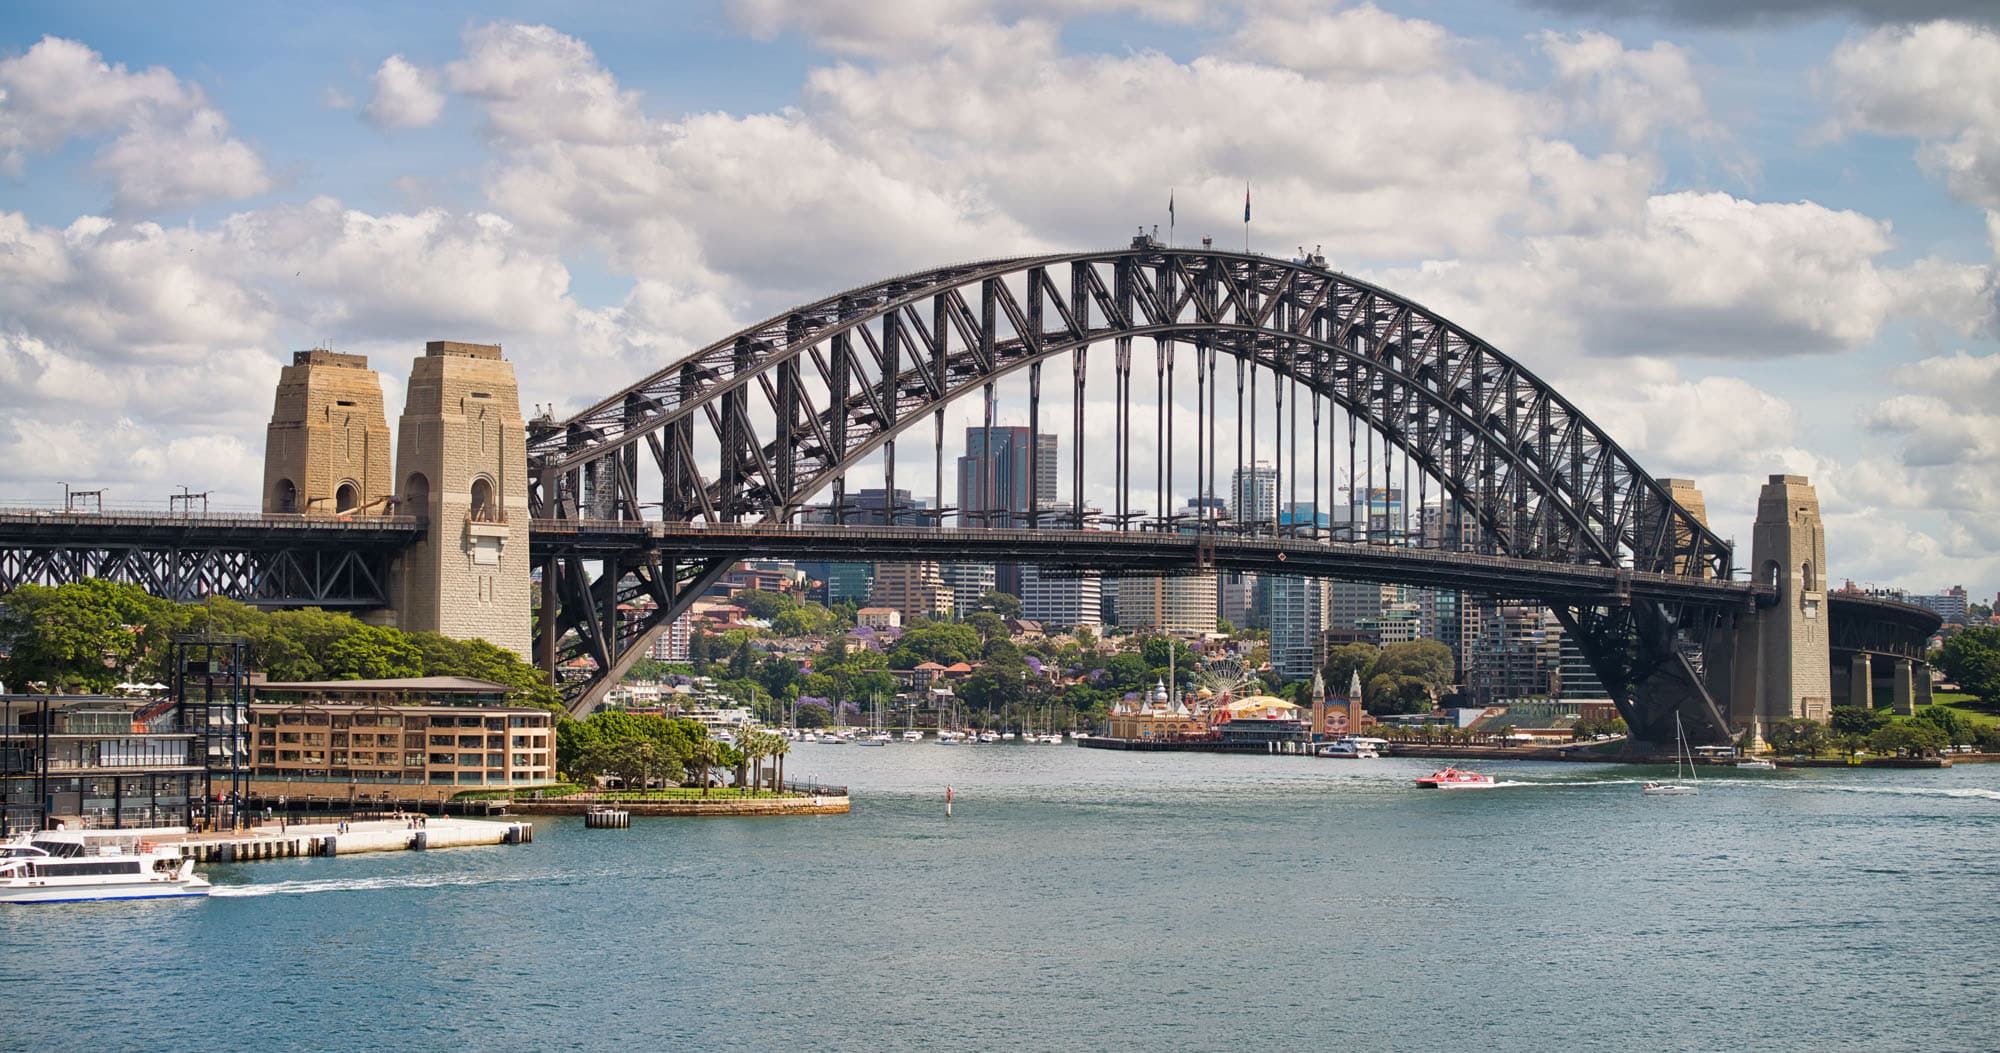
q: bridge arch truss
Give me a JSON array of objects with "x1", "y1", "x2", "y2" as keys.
[{"x1": 530, "y1": 243, "x2": 1739, "y2": 733}]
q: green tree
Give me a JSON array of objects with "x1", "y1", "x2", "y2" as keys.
[
  {"x1": 1934, "y1": 626, "x2": 2000, "y2": 701},
  {"x1": 978, "y1": 590, "x2": 1022, "y2": 617},
  {"x1": 771, "y1": 603, "x2": 837, "y2": 637},
  {"x1": 1767, "y1": 719, "x2": 1831, "y2": 758},
  {"x1": 733, "y1": 589, "x2": 798, "y2": 621},
  {"x1": 322, "y1": 624, "x2": 424, "y2": 680},
  {"x1": 1829, "y1": 705, "x2": 1889, "y2": 738},
  {"x1": 796, "y1": 701, "x2": 833, "y2": 728},
  {"x1": 1320, "y1": 643, "x2": 1379, "y2": 700},
  {"x1": 727, "y1": 639, "x2": 758, "y2": 680},
  {"x1": 758, "y1": 655, "x2": 801, "y2": 701},
  {"x1": 888, "y1": 622, "x2": 981, "y2": 666},
  {"x1": 0, "y1": 580, "x2": 179, "y2": 692},
  {"x1": 1371, "y1": 641, "x2": 1455, "y2": 698},
  {"x1": 961, "y1": 656, "x2": 1031, "y2": 712},
  {"x1": 965, "y1": 611, "x2": 1008, "y2": 643},
  {"x1": 1364, "y1": 671, "x2": 1435, "y2": 715},
  {"x1": 1869, "y1": 721, "x2": 1948, "y2": 757},
  {"x1": 1912, "y1": 706, "x2": 1975, "y2": 746}
]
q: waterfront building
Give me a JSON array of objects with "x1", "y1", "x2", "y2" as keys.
[
  {"x1": 1, "y1": 694, "x2": 206, "y2": 833},
  {"x1": 869, "y1": 563, "x2": 955, "y2": 622},
  {"x1": 1020, "y1": 565, "x2": 1101, "y2": 630},
  {"x1": 248, "y1": 677, "x2": 556, "y2": 801},
  {"x1": 1211, "y1": 695, "x2": 1309, "y2": 747},
  {"x1": 2, "y1": 638, "x2": 252, "y2": 833},
  {"x1": 1114, "y1": 573, "x2": 1218, "y2": 635},
  {"x1": 1357, "y1": 602, "x2": 1423, "y2": 645},
  {"x1": 1101, "y1": 679, "x2": 1206, "y2": 741}
]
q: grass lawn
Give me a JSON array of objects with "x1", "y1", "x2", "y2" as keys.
[
  {"x1": 1923, "y1": 693, "x2": 1999, "y2": 728},
  {"x1": 582, "y1": 788, "x2": 799, "y2": 801}
]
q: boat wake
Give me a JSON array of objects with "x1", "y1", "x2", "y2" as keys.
[
  {"x1": 1767, "y1": 784, "x2": 2000, "y2": 802},
  {"x1": 211, "y1": 871, "x2": 569, "y2": 898}
]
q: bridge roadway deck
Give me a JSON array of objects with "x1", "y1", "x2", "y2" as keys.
[
  {"x1": 0, "y1": 509, "x2": 425, "y2": 546},
  {"x1": 530, "y1": 520, "x2": 1771, "y2": 607}
]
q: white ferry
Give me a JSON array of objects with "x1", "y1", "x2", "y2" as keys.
[
  {"x1": 1, "y1": 828, "x2": 211, "y2": 904},
  {"x1": 1315, "y1": 737, "x2": 1382, "y2": 759}
]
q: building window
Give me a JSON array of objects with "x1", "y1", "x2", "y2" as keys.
[{"x1": 470, "y1": 476, "x2": 497, "y2": 522}]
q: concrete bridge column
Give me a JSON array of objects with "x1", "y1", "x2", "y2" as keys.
[
  {"x1": 1891, "y1": 659, "x2": 1916, "y2": 716},
  {"x1": 1849, "y1": 652, "x2": 1873, "y2": 710}
]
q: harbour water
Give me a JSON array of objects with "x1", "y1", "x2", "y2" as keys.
[{"x1": 5, "y1": 746, "x2": 1996, "y2": 1052}]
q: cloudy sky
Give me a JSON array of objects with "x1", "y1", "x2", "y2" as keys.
[{"x1": 1, "y1": 1, "x2": 1996, "y2": 596}]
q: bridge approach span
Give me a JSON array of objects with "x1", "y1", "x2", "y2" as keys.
[{"x1": 0, "y1": 510, "x2": 422, "y2": 608}]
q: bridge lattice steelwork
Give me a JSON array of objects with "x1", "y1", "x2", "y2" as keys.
[{"x1": 527, "y1": 242, "x2": 1748, "y2": 739}]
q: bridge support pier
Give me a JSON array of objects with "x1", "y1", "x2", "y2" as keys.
[
  {"x1": 1891, "y1": 658, "x2": 1916, "y2": 716},
  {"x1": 1849, "y1": 652, "x2": 1873, "y2": 710},
  {"x1": 1730, "y1": 475, "x2": 1832, "y2": 742},
  {"x1": 390, "y1": 341, "x2": 533, "y2": 658}
]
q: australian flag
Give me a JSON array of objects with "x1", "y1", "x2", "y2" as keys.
[{"x1": 1244, "y1": 184, "x2": 1251, "y2": 223}]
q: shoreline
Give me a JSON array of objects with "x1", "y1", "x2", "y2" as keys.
[
  {"x1": 1079, "y1": 736, "x2": 1968, "y2": 768},
  {"x1": 507, "y1": 795, "x2": 850, "y2": 817}
]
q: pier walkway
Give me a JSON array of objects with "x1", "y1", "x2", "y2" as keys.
[{"x1": 157, "y1": 816, "x2": 533, "y2": 863}]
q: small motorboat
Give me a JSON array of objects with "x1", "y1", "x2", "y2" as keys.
[
  {"x1": 902, "y1": 730, "x2": 924, "y2": 742},
  {"x1": 1414, "y1": 767, "x2": 1496, "y2": 790},
  {"x1": 1642, "y1": 781, "x2": 1697, "y2": 796},
  {"x1": 1316, "y1": 738, "x2": 1380, "y2": 759},
  {"x1": 1735, "y1": 758, "x2": 1776, "y2": 770}
]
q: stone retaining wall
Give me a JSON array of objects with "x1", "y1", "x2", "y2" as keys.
[{"x1": 510, "y1": 796, "x2": 849, "y2": 817}]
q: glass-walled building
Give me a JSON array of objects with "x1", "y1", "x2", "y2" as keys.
[{"x1": 1, "y1": 695, "x2": 203, "y2": 834}]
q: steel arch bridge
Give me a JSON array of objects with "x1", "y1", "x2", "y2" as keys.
[{"x1": 529, "y1": 239, "x2": 1754, "y2": 741}]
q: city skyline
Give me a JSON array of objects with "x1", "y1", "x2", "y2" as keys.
[{"x1": 1, "y1": 2, "x2": 1997, "y2": 595}]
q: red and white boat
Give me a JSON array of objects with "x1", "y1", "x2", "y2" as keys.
[{"x1": 1414, "y1": 767, "x2": 1496, "y2": 790}]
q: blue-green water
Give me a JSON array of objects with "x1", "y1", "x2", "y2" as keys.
[{"x1": 6, "y1": 747, "x2": 1997, "y2": 1052}]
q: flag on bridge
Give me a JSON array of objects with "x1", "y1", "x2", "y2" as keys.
[{"x1": 1243, "y1": 184, "x2": 1251, "y2": 223}]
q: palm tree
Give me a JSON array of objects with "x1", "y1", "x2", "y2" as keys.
[
  {"x1": 766, "y1": 732, "x2": 790, "y2": 792},
  {"x1": 737, "y1": 733, "x2": 770, "y2": 796},
  {"x1": 692, "y1": 738, "x2": 722, "y2": 797}
]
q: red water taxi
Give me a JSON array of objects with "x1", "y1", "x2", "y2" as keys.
[{"x1": 1413, "y1": 767, "x2": 1496, "y2": 790}]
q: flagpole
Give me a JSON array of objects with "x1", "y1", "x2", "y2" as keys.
[{"x1": 1243, "y1": 182, "x2": 1251, "y2": 254}]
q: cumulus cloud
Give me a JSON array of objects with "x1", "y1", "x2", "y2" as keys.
[
  {"x1": 0, "y1": 35, "x2": 270, "y2": 209},
  {"x1": 1539, "y1": 30, "x2": 1713, "y2": 149},
  {"x1": 1225, "y1": 2, "x2": 1450, "y2": 77},
  {"x1": 0, "y1": 199, "x2": 739, "y2": 507},
  {"x1": 363, "y1": 55, "x2": 445, "y2": 129},
  {"x1": 1821, "y1": 21, "x2": 2000, "y2": 211},
  {"x1": 727, "y1": 0, "x2": 1208, "y2": 58},
  {"x1": 1525, "y1": 0, "x2": 2000, "y2": 27},
  {"x1": 1377, "y1": 192, "x2": 1933, "y2": 361}
]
